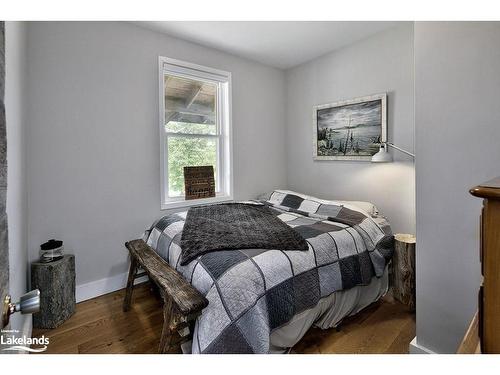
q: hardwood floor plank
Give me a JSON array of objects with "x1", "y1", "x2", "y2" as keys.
[
  {"x1": 33, "y1": 284, "x2": 415, "y2": 354},
  {"x1": 318, "y1": 303, "x2": 413, "y2": 354},
  {"x1": 43, "y1": 299, "x2": 163, "y2": 353},
  {"x1": 384, "y1": 319, "x2": 416, "y2": 354}
]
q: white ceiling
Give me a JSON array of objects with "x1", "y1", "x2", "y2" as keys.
[{"x1": 136, "y1": 21, "x2": 402, "y2": 69}]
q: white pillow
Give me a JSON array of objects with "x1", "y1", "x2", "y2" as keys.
[
  {"x1": 334, "y1": 200, "x2": 379, "y2": 216},
  {"x1": 262, "y1": 190, "x2": 379, "y2": 217}
]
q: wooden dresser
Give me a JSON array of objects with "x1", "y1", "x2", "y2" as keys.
[{"x1": 469, "y1": 176, "x2": 500, "y2": 353}]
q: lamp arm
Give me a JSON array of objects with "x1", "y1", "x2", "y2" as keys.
[{"x1": 385, "y1": 142, "x2": 415, "y2": 158}]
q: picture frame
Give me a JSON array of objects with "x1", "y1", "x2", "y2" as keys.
[{"x1": 313, "y1": 93, "x2": 387, "y2": 161}]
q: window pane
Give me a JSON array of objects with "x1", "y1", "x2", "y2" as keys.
[
  {"x1": 167, "y1": 136, "x2": 218, "y2": 197},
  {"x1": 164, "y1": 74, "x2": 217, "y2": 135},
  {"x1": 166, "y1": 121, "x2": 216, "y2": 136}
]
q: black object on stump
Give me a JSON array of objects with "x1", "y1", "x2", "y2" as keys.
[
  {"x1": 39, "y1": 238, "x2": 64, "y2": 263},
  {"x1": 31, "y1": 255, "x2": 76, "y2": 329}
]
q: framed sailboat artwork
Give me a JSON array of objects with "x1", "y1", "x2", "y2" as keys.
[{"x1": 313, "y1": 93, "x2": 387, "y2": 161}]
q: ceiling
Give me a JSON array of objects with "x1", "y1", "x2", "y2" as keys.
[{"x1": 136, "y1": 21, "x2": 402, "y2": 69}]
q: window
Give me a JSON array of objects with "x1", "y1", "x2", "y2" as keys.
[{"x1": 159, "y1": 57, "x2": 232, "y2": 209}]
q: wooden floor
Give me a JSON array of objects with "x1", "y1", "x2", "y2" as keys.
[{"x1": 33, "y1": 283, "x2": 415, "y2": 354}]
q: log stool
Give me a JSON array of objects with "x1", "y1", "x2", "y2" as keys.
[
  {"x1": 31, "y1": 255, "x2": 76, "y2": 329},
  {"x1": 389, "y1": 234, "x2": 416, "y2": 310}
]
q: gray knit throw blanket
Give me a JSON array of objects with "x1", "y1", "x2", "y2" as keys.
[{"x1": 179, "y1": 203, "x2": 308, "y2": 265}]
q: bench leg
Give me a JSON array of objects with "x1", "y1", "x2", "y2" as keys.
[
  {"x1": 159, "y1": 296, "x2": 174, "y2": 353},
  {"x1": 123, "y1": 257, "x2": 138, "y2": 312}
]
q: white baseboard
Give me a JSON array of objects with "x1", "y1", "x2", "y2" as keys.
[
  {"x1": 409, "y1": 336, "x2": 437, "y2": 354},
  {"x1": 76, "y1": 272, "x2": 148, "y2": 303}
]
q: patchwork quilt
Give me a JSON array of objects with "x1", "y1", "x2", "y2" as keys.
[{"x1": 145, "y1": 190, "x2": 393, "y2": 353}]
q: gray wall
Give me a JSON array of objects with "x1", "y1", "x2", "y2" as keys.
[
  {"x1": 415, "y1": 22, "x2": 500, "y2": 353},
  {"x1": 5, "y1": 21, "x2": 29, "y2": 333},
  {"x1": 25, "y1": 22, "x2": 287, "y2": 286},
  {"x1": 285, "y1": 23, "x2": 415, "y2": 234}
]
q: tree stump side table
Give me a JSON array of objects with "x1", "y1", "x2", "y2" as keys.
[
  {"x1": 31, "y1": 254, "x2": 76, "y2": 329},
  {"x1": 389, "y1": 234, "x2": 416, "y2": 311}
]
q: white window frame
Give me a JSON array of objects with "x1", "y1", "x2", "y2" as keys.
[{"x1": 159, "y1": 56, "x2": 233, "y2": 210}]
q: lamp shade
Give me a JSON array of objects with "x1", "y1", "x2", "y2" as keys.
[{"x1": 371, "y1": 146, "x2": 393, "y2": 163}]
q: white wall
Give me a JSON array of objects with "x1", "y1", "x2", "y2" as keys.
[
  {"x1": 414, "y1": 22, "x2": 500, "y2": 353},
  {"x1": 5, "y1": 21, "x2": 29, "y2": 334},
  {"x1": 285, "y1": 23, "x2": 415, "y2": 234},
  {"x1": 25, "y1": 22, "x2": 287, "y2": 291}
]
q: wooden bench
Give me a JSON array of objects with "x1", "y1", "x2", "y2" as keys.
[{"x1": 123, "y1": 239, "x2": 209, "y2": 353}]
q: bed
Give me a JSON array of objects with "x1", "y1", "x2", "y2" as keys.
[{"x1": 133, "y1": 190, "x2": 393, "y2": 354}]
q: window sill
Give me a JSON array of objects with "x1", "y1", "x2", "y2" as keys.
[{"x1": 161, "y1": 194, "x2": 233, "y2": 210}]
